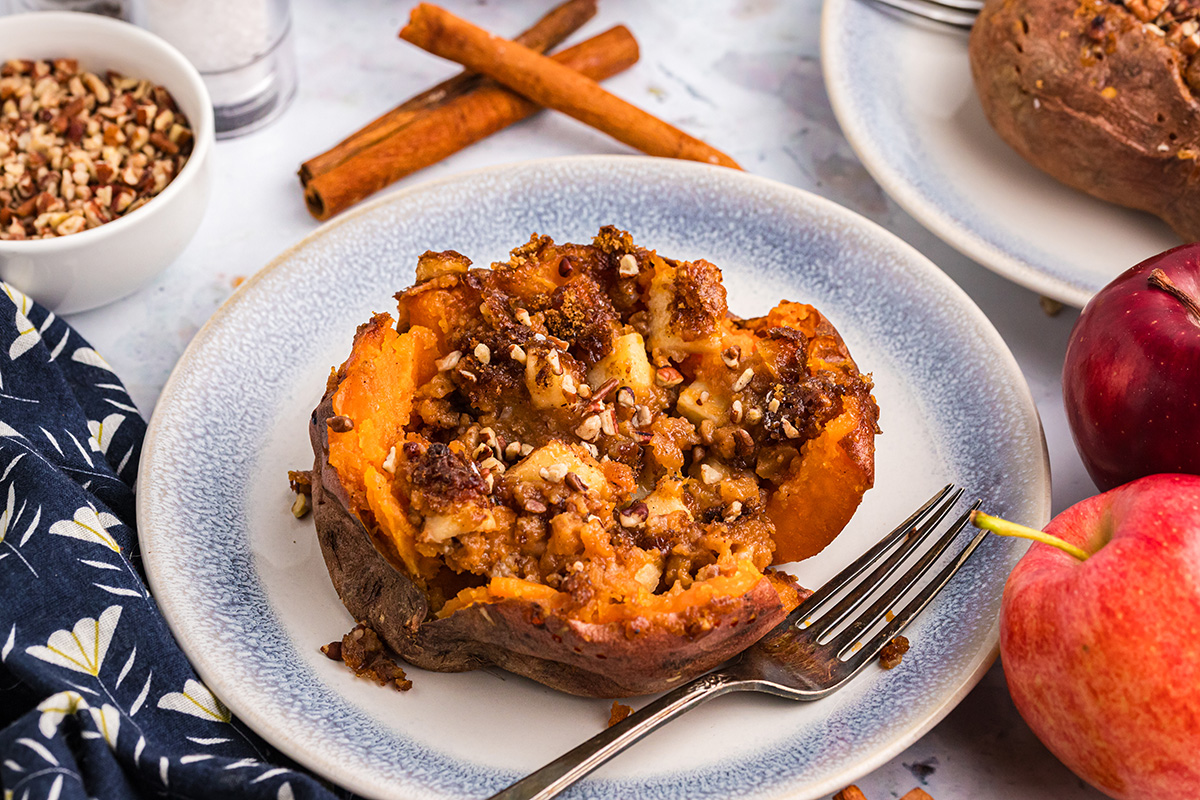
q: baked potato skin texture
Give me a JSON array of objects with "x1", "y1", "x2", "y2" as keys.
[
  {"x1": 310, "y1": 391, "x2": 791, "y2": 698},
  {"x1": 969, "y1": 0, "x2": 1200, "y2": 240}
]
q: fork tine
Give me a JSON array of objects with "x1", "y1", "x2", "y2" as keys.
[
  {"x1": 790, "y1": 484, "x2": 954, "y2": 621},
  {"x1": 797, "y1": 485, "x2": 964, "y2": 639},
  {"x1": 865, "y1": 0, "x2": 979, "y2": 28},
  {"x1": 827, "y1": 499, "x2": 982, "y2": 654},
  {"x1": 838, "y1": 510, "x2": 989, "y2": 677}
]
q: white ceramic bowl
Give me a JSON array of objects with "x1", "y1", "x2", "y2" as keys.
[{"x1": 0, "y1": 11, "x2": 214, "y2": 314}]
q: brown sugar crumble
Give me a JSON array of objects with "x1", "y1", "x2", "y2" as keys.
[
  {"x1": 878, "y1": 635, "x2": 911, "y2": 670},
  {"x1": 288, "y1": 470, "x2": 312, "y2": 518},
  {"x1": 288, "y1": 470, "x2": 312, "y2": 495},
  {"x1": 607, "y1": 700, "x2": 633, "y2": 727},
  {"x1": 322, "y1": 623, "x2": 413, "y2": 691},
  {"x1": 0, "y1": 58, "x2": 193, "y2": 240}
]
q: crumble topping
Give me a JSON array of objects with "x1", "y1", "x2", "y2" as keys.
[{"x1": 326, "y1": 227, "x2": 878, "y2": 626}]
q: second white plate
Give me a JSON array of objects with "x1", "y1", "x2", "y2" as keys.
[{"x1": 821, "y1": 0, "x2": 1179, "y2": 306}]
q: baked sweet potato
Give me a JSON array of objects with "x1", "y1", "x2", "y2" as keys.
[
  {"x1": 309, "y1": 227, "x2": 878, "y2": 697},
  {"x1": 970, "y1": 0, "x2": 1200, "y2": 240}
]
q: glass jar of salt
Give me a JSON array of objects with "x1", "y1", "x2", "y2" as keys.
[{"x1": 138, "y1": 0, "x2": 297, "y2": 138}]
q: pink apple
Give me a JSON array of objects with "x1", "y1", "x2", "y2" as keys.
[
  {"x1": 1062, "y1": 243, "x2": 1200, "y2": 491},
  {"x1": 978, "y1": 474, "x2": 1200, "y2": 800}
]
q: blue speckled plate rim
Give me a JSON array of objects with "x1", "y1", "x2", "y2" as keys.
[
  {"x1": 820, "y1": 0, "x2": 1096, "y2": 307},
  {"x1": 139, "y1": 155, "x2": 1050, "y2": 800}
]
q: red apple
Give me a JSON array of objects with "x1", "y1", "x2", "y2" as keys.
[
  {"x1": 975, "y1": 474, "x2": 1200, "y2": 800},
  {"x1": 1062, "y1": 243, "x2": 1200, "y2": 491}
]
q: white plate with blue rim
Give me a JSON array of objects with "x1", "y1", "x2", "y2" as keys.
[
  {"x1": 139, "y1": 155, "x2": 1050, "y2": 800},
  {"x1": 820, "y1": 0, "x2": 1180, "y2": 307}
]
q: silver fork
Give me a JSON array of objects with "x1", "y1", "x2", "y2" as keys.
[
  {"x1": 488, "y1": 484, "x2": 986, "y2": 800},
  {"x1": 864, "y1": 0, "x2": 982, "y2": 29}
]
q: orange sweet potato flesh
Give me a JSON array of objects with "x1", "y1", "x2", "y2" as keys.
[
  {"x1": 309, "y1": 229, "x2": 875, "y2": 697},
  {"x1": 754, "y1": 302, "x2": 877, "y2": 563},
  {"x1": 326, "y1": 314, "x2": 439, "y2": 576}
]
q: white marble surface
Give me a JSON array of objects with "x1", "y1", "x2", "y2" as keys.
[{"x1": 58, "y1": 0, "x2": 1110, "y2": 797}]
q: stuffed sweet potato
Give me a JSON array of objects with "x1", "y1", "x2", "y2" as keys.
[
  {"x1": 309, "y1": 227, "x2": 879, "y2": 697},
  {"x1": 970, "y1": 0, "x2": 1200, "y2": 240}
]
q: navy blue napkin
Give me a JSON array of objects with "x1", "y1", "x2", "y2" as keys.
[{"x1": 0, "y1": 286, "x2": 342, "y2": 800}]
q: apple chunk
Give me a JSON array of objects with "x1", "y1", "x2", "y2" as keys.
[
  {"x1": 588, "y1": 332, "x2": 657, "y2": 406},
  {"x1": 675, "y1": 379, "x2": 729, "y2": 426}
]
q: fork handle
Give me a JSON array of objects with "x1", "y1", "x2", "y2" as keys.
[{"x1": 486, "y1": 670, "x2": 742, "y2": 800}]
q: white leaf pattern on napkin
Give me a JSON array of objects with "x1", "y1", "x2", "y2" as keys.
[
  {"x1": 0, "y1": 483, "x2": 14, "y2": 544},
  {"x1": 26, "y1": 605, "x2": 123, "y2": 676},
  {"x1": 49, "y1": 506, "x2": 122, "y2": 552},
  {"x1": 0, "y1": 481, "x2": 39, "y2": 576},
  {"x1": 86, "y1": 704, "x2": 120, "y2": 748},
  {"x1": 71, "y1": 347, "x2": 114, "y2": 372},
  {"x1": 8, "y1": 311, "x2": 39, "y2": 361},
  {"x1": 3, "y1": 284, "x2": 39, "y2": 361},
  {"x1": 157, "y1": 679, "x2": 231, "y2": 723},
  {"x1": 87, "y1": 414, "x2": 125, "y2": 455},
  {"x1": 36, "y1": 690, "x2": 86, "y2": 738}
]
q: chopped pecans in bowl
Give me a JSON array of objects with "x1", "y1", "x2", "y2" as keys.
[{"x1": 0, "y1": 58, "x2": 193, "y2": 240}]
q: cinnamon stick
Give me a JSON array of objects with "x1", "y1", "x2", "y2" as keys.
[
  {"x1": 399, "y1": 4, "x2": 740, "y2": 170},
  {"x1": 300, "y1": 0, "x2": 597, "y2": 184},
  {"x1": 305, "y1": 25, "x2": 639, "y2": 220}
]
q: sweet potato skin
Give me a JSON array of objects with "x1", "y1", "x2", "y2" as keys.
[
  {"x1": 969, "y1": 0, "x2": 1200, "y2": 240},
  {"x1": 311, "y1": 391, "x2": 790, "y2": 698}
]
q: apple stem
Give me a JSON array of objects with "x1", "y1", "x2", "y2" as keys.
[
  {"x1": 969, "y1": 510, "x2": 1090, "y2": 561},
  {"x1": 1148, "y1": 268, "x2": 1200, "y2": 322}
]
